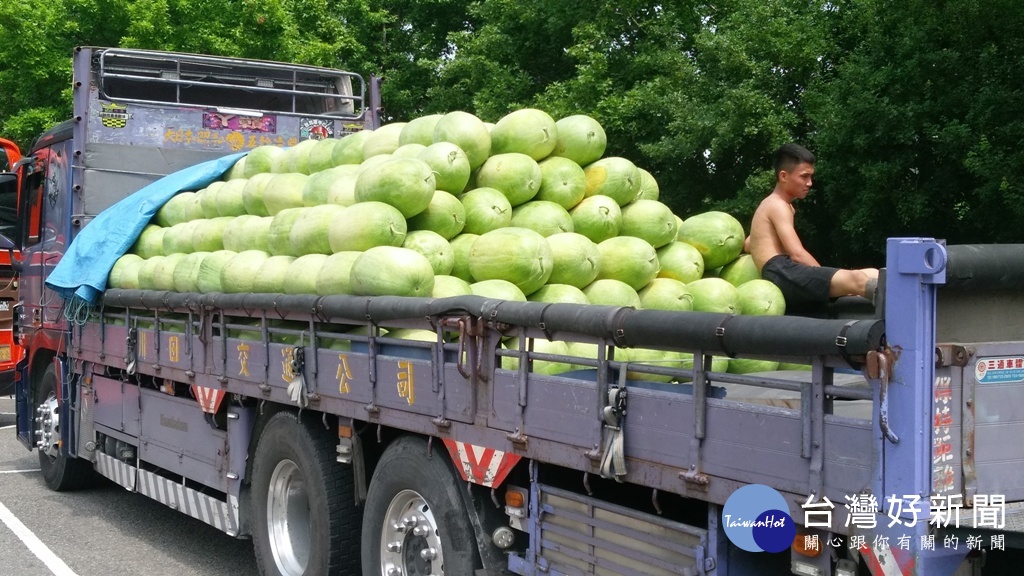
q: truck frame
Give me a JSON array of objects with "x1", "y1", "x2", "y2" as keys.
[{"x1": 9, "y1": 46, "x2": 1024, "y2": 576}]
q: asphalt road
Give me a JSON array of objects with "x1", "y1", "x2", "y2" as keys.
[
  {"x1": 7, "y1": 395, "x2": 1021, "y2": 576},
  {"x1": 0, "y1": 396, "x2": 259, "y2": 576}
]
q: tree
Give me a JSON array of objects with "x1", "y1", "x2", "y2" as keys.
[
  {"x1": 0, "y1": 0, "x2": 389, "y2": 148},
  {"x1": 334, "y1": 0, "x2": 471, "y2": 121},
  {"x1": 806, "y1": 0, "x2": 1024, "y2": 265},
  {"x1": 427, "y1": 0, "x2": 593, "y2": 118},
  {"x1": 0, "y1": 0, "x2": 132, "y2": 147},
  {"x1": 437, "y1": 1, "x2": 841, "y2": 227},
  {"x1": 119, "y1": 0, "x2": 367, "y2": 68},
  {"x1": 7, "y1": 0, "x2": 1024, "y2": 269}
]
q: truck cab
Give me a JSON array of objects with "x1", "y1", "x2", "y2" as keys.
[
  {"x1": 0, "y1": 138, "x2": 24, "y2": 395},
  {"x1": 12, "y1": 46, "x2": 380, "y2": 409}
]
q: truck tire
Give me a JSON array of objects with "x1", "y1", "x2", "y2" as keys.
[
  {"x1": 36, "y1": 364, "x2": 93, "y2": 491},
  {"x1": 361, "y1": 435, "x2": 479, "y2": 576},
  {"x1": 251, "y1": 411, "x2": 360, "y2": 576}
]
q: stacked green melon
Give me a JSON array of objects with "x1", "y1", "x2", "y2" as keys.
[{"x1": 109, "y1": 108, "x2": 790, "y2": 376}]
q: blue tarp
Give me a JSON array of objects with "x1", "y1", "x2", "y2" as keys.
[{"x1": 45, "y1": 152, "x2": 246, "y2": 306}]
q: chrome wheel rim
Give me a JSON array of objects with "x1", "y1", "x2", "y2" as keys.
[
  {"x1": 379, "y1": 489, "x2": 445, "y2": 576},
  {"x1": 35, "y1": 393, "x2": 60, "y2": 459},
  {"x1": 267, "y1": 459, "x2": 310, "y2": 576}
]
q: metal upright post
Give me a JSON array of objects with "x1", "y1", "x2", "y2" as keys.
[
  {"x1": 885, "y1": 238, "x2": 946, "y2": 502},
  {"x1": 875, "y1": 238, "x2": 965, "y2": 575}
]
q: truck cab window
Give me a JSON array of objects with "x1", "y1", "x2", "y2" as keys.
[
  {"x1": 20, "y1": 159, "x2": 43, "y2": 246},
  {"x1": 0, "y1": 174, "x2": 16, "y2": 239}
]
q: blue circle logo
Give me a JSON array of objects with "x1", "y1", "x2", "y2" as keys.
[{"x1": 722, "y1": 484, "x2": 796, "y2": 553}]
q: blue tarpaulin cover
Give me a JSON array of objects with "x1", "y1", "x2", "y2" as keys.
[{"x1": 45, "y1": 152, "x2": 245, "y2": 306}]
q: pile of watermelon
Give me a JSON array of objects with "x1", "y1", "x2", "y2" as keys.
[{"x1": 106, "y1": 109, "x2": 792, "y2": 375}]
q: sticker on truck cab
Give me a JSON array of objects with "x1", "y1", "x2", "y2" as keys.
[
  {"x1": 299, "y1": 117, "x2": 334, "y2": 140},
  {"x1": 203, "y1": 112, "x2": 277, "y2": 133},
  {"x1": 100, "y1": 102, "x2": 130, "y2": 128},
  {"x1": 975, "y1": 356, "x2": 1024, "y2": 383}
]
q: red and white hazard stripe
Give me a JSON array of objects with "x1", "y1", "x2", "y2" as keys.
[
  {"x1": 190, "y1": 384, "x2": 226, "y2": 414},
  {"x1": 442, "y1": 439, "x2": 521, "y2": 488},
  {"x1": 862, "y1": 545, "x2": 915, "y2": 576}
]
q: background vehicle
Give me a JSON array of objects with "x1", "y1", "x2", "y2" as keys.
[
  {"x1": 11, "y1": 46, "x2": 1024, "y2": 576},
  {"x1": 0, "y1": 137, "x2": 24, "y2": 395}
]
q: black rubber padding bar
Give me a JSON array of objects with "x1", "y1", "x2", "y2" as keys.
[
  {"x1": 104, "y1": 290, "x2": 884, "y2": 357},
  {"x1": 478, "y1": 301, "x2": 635, "y2": 344},
  {"x1": 944, "y1": 244, "x2": 1024, "y2": 292},
  {"x1": 317, "y1": 294, "x2": 484, "y2": 322},
  {"x1": 617, "y1": 310, "x2": 883, "y2": 356}
]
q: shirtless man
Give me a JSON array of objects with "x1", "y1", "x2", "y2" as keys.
[{"x1": 745, "y1": 143, "x2": 878, "y2": 311}]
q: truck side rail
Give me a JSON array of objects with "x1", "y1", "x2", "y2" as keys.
[
  {"x1": 76, "y1": 287, "x2": 885, "y2": 532},
  {"x1": 100, "y1": 290, "x2": 885, "y2": 360}
]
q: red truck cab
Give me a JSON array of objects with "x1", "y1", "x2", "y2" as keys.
[{"x1": 0, "y1": 138, "x2": 25, "y2": 395}]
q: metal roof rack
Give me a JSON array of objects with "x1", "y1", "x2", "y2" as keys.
[{"x1": 95, "y1": 48, "x2": 365, "y2": 118}]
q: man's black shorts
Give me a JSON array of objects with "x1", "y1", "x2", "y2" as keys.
[{"x1": 761, "y1": 254, "x2": 838, "y2": 311}]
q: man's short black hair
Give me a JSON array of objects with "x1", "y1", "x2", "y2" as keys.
[{"x1": 773, "y1": 143, "x2": 815, "y2": 177}]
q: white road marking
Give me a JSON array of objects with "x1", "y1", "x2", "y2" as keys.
[
  {"x1": 0, "y1": 469, "x2": 39, "y2": 474},
  {"x1": 0, "y1": 424, "x2": 16, "y2": 430},
  {"x1": 0, "y1": 501, "x2": 80, "y2": 576}
]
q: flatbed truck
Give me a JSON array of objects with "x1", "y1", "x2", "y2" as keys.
[{"x1": 8, "y1": 46, "x2": 1024, "y2": 576}]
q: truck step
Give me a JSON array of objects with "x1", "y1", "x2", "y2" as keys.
[
  {"x1": 94, "y1": 451, "x2": 239, "y2": 536},
  {"x1": 95, "y1": 451, "x2": 136, "y2": 491}
]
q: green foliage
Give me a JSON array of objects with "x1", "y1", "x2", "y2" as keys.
[
  {"x1": 429, "y1": 0, "x2": 589, "y2": 118},
  {"x1": 446, "y1": 1, "x2": 839, "y2": 227},
  {"x1": 119, "y1": 0, "x2": 362, "y2": 66},
  {"x1": 0, "y1": 0, "x2": 378, "y2": 147},
  {"x1": 3, "y1": 0, "x2": 1024, "y2": 264},
  {"x1": 0, "y1": 0, "x2": 131, "y2": 146},
  {"x1": 806, "y1": 0, "x2": 1024, "y2": 264},
  {"x1": 331, "y1": 0, "x2": 470, "y2": 121}
]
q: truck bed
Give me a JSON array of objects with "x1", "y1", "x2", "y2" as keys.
[
  {"x1": 69, "y1": 290, "x2": 885, "y2": 532},
  {"x1": 61, "y1": 240, "x2": 1024, "y2": 544}
]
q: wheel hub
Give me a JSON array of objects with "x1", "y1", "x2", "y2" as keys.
[
  {"x1": 267, "y1": 459, "x2": 311, "y2": 576},
  {"x1": 34, "y1": 393, "x2": 60, "y2": 458},
  {"x1": 381, "y1": 489, "x2": 445, "y2": 576}
]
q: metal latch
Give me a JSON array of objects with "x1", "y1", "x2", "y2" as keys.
[
  {"x1": 867, "y1": 348, "x2": 899, "y2": 444},
  {"x1": 290, "y1": 347, "x2": 305, "y2": 376},
  {"x1": 602, "y1": 386, "x2": 627, "y2": 424},
  {"x1": 936, "y1": 344, "x2": 971, "y2": 368},
  {"x1": 286, "y1": 347, "x2": 308, "y2": 408},
  {"x1": 599, "y1": 384, "x2": 628, "y2": 482},
  {"x1": 125, "y1": 327, "x2": 138, "y2": 375}
]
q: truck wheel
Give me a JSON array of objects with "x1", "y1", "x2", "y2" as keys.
[
  {"x1": 361, "y1": 436, "x2": 478, "y2": 576},
  {"x1": 36, "y1": 364, "x2": 92, "y2": 491},
  {"x1": 251, "y1": 411, "x2": 360, "y2": 576}
]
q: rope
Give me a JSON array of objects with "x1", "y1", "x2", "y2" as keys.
[
  {"x1": 62, "y1": 296, "x2": 94, "y2": 326},
  {"x1": 0, "y1": 274, "x2": 15, "y2": 292}
]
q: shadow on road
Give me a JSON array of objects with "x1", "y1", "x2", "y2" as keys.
[{"x1": 0, "y1": 394, "x2": 14, "y2": 428}]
